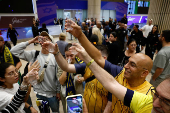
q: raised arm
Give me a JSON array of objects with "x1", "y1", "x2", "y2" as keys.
[
  {"x1": 65, "y1": 21, "x2": 105, "y2": 68},
  {"x1": 42, "y1": 42, "x2": 76, "y2": 73},
  {"x1": 71, "y1": 44, "x2": 127, "y2": 102}
]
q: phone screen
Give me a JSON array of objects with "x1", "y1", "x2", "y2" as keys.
[
  {"x1": 104, "y1": 34, "x2": 108, "y2": 39},
  {"x1": 66, "y1": 95, "x2": 83, "y2": 113}
]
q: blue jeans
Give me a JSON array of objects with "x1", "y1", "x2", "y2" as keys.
[{"x1": 36, "y1": 94, "x2": 59, "y2": 112}]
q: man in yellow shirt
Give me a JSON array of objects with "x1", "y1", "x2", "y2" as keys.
[
  {"x1": 68, "y1": 43, "x2": 170, "y2": 113},
  {"x1": 62, "y1": 20, "x2": 154, "y2": 113}
]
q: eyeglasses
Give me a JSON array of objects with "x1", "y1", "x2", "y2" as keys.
[
  {"x1": 151, "y1": 88, "x2": 170, "y2": 110},
  {"x1": 6, "y1": 68, "x2": 18, "y2": 77}
]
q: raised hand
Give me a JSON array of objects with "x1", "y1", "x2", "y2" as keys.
[
  {"x1": 65, "y1": 19, "x2": 83, "y2": 38},
  {"x1": 23, "y1": 68, "x2": 39, "y2": 85},
  {"x1": 28, "y1": 60, "x2": 41, "y2": 72},
  {"x1": 42, "y1": 41, "x2": 59, "y2": 54},
  {"x1": 28, "y1": 36, "x2": 39, "y2": 44},
  {"x1": 69, "y1": 43, "x2": 90, "y2": 62}
]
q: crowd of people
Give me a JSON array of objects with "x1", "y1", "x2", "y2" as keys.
[{"x1": 0, "y1": 13, "x2": 170, "y2": 113}]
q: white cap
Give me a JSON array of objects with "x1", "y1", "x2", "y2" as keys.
[{"x1": 40, "y1": 31, "x2": 54, "y2": 43}]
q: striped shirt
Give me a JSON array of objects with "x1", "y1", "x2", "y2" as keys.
[{"x1": 0, "y1": 88, "x2": 27, "y2": 113}]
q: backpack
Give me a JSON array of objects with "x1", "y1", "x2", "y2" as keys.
[{"x1": 21, "y1": 50, "x2": 40, "y2": 83}]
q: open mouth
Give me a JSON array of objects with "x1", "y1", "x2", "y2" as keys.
[{"x1": 15, "y1": 77, "x2": 19, "y2": 80}]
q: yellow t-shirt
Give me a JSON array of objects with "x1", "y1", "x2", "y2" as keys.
[
  {"x1": 111, "y1": 69, "x2": 154, "y2": 113},
  {"x1": 130, "y1": 91, "x2": 153, "y2": 113},
  {"x1": 83, "y1": 67, "x2": 108, "y2": 113}
]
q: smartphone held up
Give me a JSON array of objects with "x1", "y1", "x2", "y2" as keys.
[{"x1": 66, "y1": 94, "x2": 83, "y2": 113}]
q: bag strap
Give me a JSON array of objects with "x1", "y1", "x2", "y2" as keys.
[{"x1": 38, "y1": 54, "x2": 51, "y2": 83}]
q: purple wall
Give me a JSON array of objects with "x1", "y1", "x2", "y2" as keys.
[{"x1": 36, "y1": 0, "x2": 128, "y2": 25}]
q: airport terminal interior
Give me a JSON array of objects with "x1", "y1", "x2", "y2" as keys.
[{"x1": 0, "y1": 0, "x2": 170, "y2": 113}]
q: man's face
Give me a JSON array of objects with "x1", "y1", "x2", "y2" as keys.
[
  {"x1": 124, "y1": 25, "x2": 127, "y2": 29},
  {"x1": 121, "y1": 24, "x2": 125, "y2": 29},
  {"x1": 133, "y1": 26, "x2": 137, "y2": 31},
  {"x1": 40, "y1": 36, "x2": 52, "y2": 49},
  {"x1": 65, "y1": 51, "x2": 76, "y2": 64},
  {"x1": 124, "y1": 54, "x2": 145, "y2": 80},
  {"x1": 124, "y1": 14, "x2": 126, "y2": 18},
  {"x1": 152, "y1": 80, "x2": 170, "y2": 113},
  {"x1": 97, "y1": 23, "x2": 101, "y2": 28},
  {"x1": 149, "y1": 20, "x2": 152, "y2": 25},
  {"x1": 9, "y1": 24, "x2": 12, "y2": 29}
]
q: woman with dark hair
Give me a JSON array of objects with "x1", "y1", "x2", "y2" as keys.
[
  {"x1": 118, "y1": 38, "x2": 137, "y2": 67},
  {"x1": 38, "y1": 23, "x2": 49, "y2": 34},
  {"x1": 106, "y1": 32, "x2": 121, "y2": 65},
  {"x1": 145, "y1": 25, "x2": 159, "y2": 59},
  {"x1": 0, "y1": 63, "x2": 38, "y2": 113}
]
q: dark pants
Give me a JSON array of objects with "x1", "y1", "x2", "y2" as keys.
[
  {"x1": 10, "y1": 37, "x2": 17, "y2": 46},
  {"x1": 145, "y1": 46, "x2": 154, "y2": 60}
]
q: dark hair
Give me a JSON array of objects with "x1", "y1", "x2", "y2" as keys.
[
  {"x1": 95, "y1": 45, "x2": 109, "y2": 57},
  {"x1": 0, "y1": 63, "x2": 13, "y2": 86},
  {"x1": 90, "y1": 34, "x2": 98, "y2": 44},
  {"x1": 127, "y1": 38, "x2": 136, "y2": 46},
  {"x1": 42, "y1": 23, "x2": 46, "y2": 29},
  {"x1": 5, "y1": 41, "x2": 11, "y2": 49},
  {"x1": 118, "y1": 21, "x2": 121, "y2": 23},
  {"x1": 134, "y1": 25, "x2": 139, "y2": 29},
  {"x1": 110, "y1": 32, "x2": 117, "y2": 38},
  {"x1": 84, "y1": 25, "x2": 88, "y2": 30},
  {"x1": 151, "y1": 25, "x2": 158, "y2": 34},
  {"x1": 65, "y1": 43, "x2": 72, "y2": 52},
  {"x1": 162, "y1": 30, "x2": 170, "y2": 42}
]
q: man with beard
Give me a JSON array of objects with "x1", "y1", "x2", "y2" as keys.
[
  {"x1": 150, "y1": 30, "x2": 170, "y2": 87},
  {"x1": 67, "y1": 44, "x2": 170, "y2": 113}
]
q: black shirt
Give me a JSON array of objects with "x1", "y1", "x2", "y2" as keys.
[
  {"x1": 32, "y1": 25, "x2": 39, "y2": 37},
  {"x1": 130, "y1": 30, "x2": 145, "y2": 46},
  {"x1": 146, "y1": 32, "x2": 160, "y2": 51},
  {"x1": 7, "y1": 28, "x2": 19, "y2": 38},
  {"x1": 106, "y1": 41, "x2": 121, "y2": 65},
  {"x1": 38, "y1": 28, "x2": 49, "y2": 34},
  {"x1": 121, "y1": 17, "x2": 128, "y2": 24},
  {"x1": 118, "y1": 51, "x2": 131, "y2": 67},
  {"x1": 116, "y1": 28, "x2": 127, "y2": 43}
]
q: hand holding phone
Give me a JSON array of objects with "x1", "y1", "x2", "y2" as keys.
[{"x1": 66, "y1": 94, "x2": 83, "y2": 113}]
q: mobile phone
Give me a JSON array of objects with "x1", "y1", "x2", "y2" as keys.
[
  {"x1": 66, "y1": 94, "x2": 83, "y2": 113},
  {"x1": 104, "y1": 34, "x2": 108, "y2": 40}
]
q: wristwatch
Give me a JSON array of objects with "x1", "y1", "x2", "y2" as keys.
[
  {"x1": 28, "y1": 105, "x2": 33, "y2": 110},
  {"x1": 20, "y1": 83, "x2": 29, "y2": 91}
]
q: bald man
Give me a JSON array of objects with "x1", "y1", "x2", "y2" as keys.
[
  {"x1": 64, "y1": 21, "x2": 154, "y2": 113},
  {"x1": 97, "y1": 21, "x2": 104, "y2": 35}
]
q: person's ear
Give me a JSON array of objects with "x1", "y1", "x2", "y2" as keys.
[
  {"x1": 141, "y1": 70, "x2": 149, "y2": 78},
  {"x1": 0, "y1": 77, "x2": 5, "y2": 82},
  {"x1": 162, "y1": 37, "x2": 165, "y2": 41}
]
